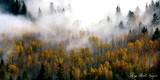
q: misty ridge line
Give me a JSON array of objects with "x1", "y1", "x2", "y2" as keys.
[{"x1": 0, "y1": 0, "x2": 159, "y2": 50}]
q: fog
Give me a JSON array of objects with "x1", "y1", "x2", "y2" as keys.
[
  {"x1": 26, "y1": 0, "x2": 156, "y2": 26},
  {"x1": 0, "y1": 0, "x2": 158, "y2": 50}
]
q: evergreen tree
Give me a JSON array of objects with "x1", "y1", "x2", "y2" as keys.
[
  {"x1": 38, "y1": 7, "x2": 42, "y2": 17},
  {"x1": 13, "y1": 0, "x2": 20, "y2": 15},
  {"x1": 17, "y1": 75, "x2": 22, "y2": 80},
  {"x1": 141, "y1": 27, "x2": 148, "y2": 34},
  {"x1": 151, "y1": 0, "x2": 155, "y2": 6},
  {"x1": 116, "y1": 5, "x2": 121, "y2": 14},
  {"x1": 107, "y1": 16, "x2": 111, "y2": 22},
  {"x1": 70, "y1": 67, "x2": 76, "y2": 80},
  {"x1": 155, "y1": 2, "x2": 160, "y2": 8},
  {"x1": 0, "y1": 58, "x2": 4, "y2": 68},
  {"x1": 135, "y1": 6, "x2": 140, "y2": 13},
  {"x1": 20, "y1": 1, "x2": 27, "y2": 15},
  {"x1": 0, "y1": 58, "x2": 5, "y2": 80},
  {"x1": 50, "y1": 2, "x2": 54, "y2": 14},
  {"x1": 128, "y1": 10, "x2": 135, "y2": 20},
  {"x1": 36, "y1": 64, "x2": 45, "y2": 80},
  {"x1": 23, "y1": 71, "x2": 29, "y2": 80},
  {"x1": 152, "y1": 13, "x2": 159, "y2": 25},
  {"x1": 9, "y1": 76, "x2": 13, "y2": 80},
  {"x1": 119, "y1": 21, "x2": 124, "y2": 29},
  {"x1": 57, "y1": 63, "x2": 65, "y2": 80},
  {"x1": 152, "y1": 28, "x2": 160, "y2": 40},
  {"x1": 0, "y1": 0, "x2": 27, "y2": 15},
  {"x1": 146, "y1": 3, "x2": 148, "y2": 9}
]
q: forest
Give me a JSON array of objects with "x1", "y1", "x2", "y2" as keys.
[{"x1": 0, "y1": 0, "x2": 160, "y2": 80}]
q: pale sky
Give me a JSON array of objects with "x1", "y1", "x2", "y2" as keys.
[{"x1": 71, "y1": 0, "x2": 157, "y2": 24}]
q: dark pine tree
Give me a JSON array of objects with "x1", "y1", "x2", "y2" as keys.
[
  {"x1": 36, "y1": 64, "x2": 45, "y2": 80},
  {"x1": 152, "y1": 13, "x2": 159, "y2": 25},
  {"x1": 152, "y1": 28, "x2": 160, "y2": 40},
  {"x1": 50, "y1": 2, "x2": 54, "y2": 14},
  {"x1": 116, "y1": 5, "x2": 121, "y2": 14},
  {"x1": 151, "y1": 0, "x2": 155, "y2": 6},
  {"x1": 9, "y1": 76, "x2": 13, "y2": 80},
  {"x1": 22, "y1": 71, "x2": 28, "y2": 80},
  {"x1": 127, "y1": 10, "x2": 135, "y2": 20},
  {"x1": 17, "y1": 75, "x2": 22, "y2": 80},
  {"x1": 57, "y1": 63, "x2": 65, "y2": 80},
  {"x1": 146, "y1": 3, "x2": 148, "y2": 10},
  {"x1": 0, "y1": 0, "x2": 28, "y2": 16},
  {"x1": 141, "y1": 27, "x2": 148, "y2": 34},
  {"x1": 0, "y1": 58, "x2": 4, "y2": 68},
  {"x1": 119, "y1": 21, "x2": 124, "y2": 29},
  {"x1": 155, "y1": 2, "x2": 160, "y2": 8},
  {"x1": 107, "y1": 16, "x2": 111, "y2": 22},
  {"x1": 12, "y1": 0, "x2": 20, "y2": 15},
  {"x1": 70, "y1": 67, "x2": 76, "y2": 80},
  {"x1": 38, "y1": 7, "x2": 42, "y2": 17},
  {"x1": 20, "y1": 1, "x2": 27, "y2": 15},
  {"x1": 0, "y1": 58, "x2": 5, "y2": 80}
]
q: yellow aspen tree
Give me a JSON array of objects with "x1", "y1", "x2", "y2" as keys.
[
  {"x1": 27, "y1": 55, "x2": 32, "y2": 66},
  {"x1": 128, "y1": 42, "x2": 134, "y2": 48},
  {"x1": 152, "y1": 54, "x2": 157, "y2": 65},
  {"x1": 44, "y1": 61, "x2": 51, "y2": 74},
  {"x1": 135, "y1": 40, "x2": 143, "y2": 50},
  {"x1": 74, "y1": 68, "x2": 81, "y2": 80},
  {"x1": 90, "y1": 67, "x2": 95, "y2": 75},
  {"x1": 8, "y1": 64, "x2": 19, "y2": 74},
  {"x1": 82, "y1": 70, "x2": 87, "y2": 78},
  {"x1": 59, "y1": 42, "x2": 67, "y2": 58},
  {"x1": 16, "y1": 41, "x2": 24, "y2": 54}
]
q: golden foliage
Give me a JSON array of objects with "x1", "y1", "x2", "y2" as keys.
[
  {"x1": 128, "y1": 42, "x2": 134, "y2": 48},
  {"x1": 8, "y1": 64, "x2": 19, "y2": 74},
  {"x1": 16, "y1": 41, "x2": 24, "y2": 54},
  {"x1": 89, "y1": 36, "x2": 99, "y2": 43},
  {"x1": 152, "y1": 54, "x2": 157, "y2": 64},
  {"x1": 74, "y1": 68, "x2": 81, "y2": 79}
]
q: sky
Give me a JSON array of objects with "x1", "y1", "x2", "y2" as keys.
[{"x1": 71, "y1": 0, "x2": 157, "y2": 25}]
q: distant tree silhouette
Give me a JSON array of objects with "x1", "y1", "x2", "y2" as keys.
[
  {"x1": 155, "y1": 2, "x2": 160, "y2": 8},
  {"x1": 38, "y1": 7, "x2": 42, "y2": 17},
  {"x1": 127, "y1": 10, "x2": 135, "y2": 20},
  {"x1": 146, "y1": 3, "x2": 148, "y2": 9},
  {"x1": 119, "y1": 21, "x2": 124, "y2": 29},
  {"x1": 151, "y1": 0, "x2": 155, "y2": 6},
  {"x1": 50, "y1": 2, "x2": 54, "y2": 14},
  {"x1": 152, "y1": 13, "x2": 159, "y2": 25},
  {"x1": 107, "y1": 16, "x2": 111, "y2": 22},
  {"x1": 116, "y1": 5, "x2": 121, "y2": 15}
]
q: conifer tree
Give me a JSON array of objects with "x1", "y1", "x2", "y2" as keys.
[
  {"x1": 57, "y1": 63, "x2": 65, "y2": 80},
  {"x1": 36, "y1": 64, "x2": 45, "y2": 80},
  {"x1": 20, "y1": 1, "x2": 27, "y2": 15}
]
